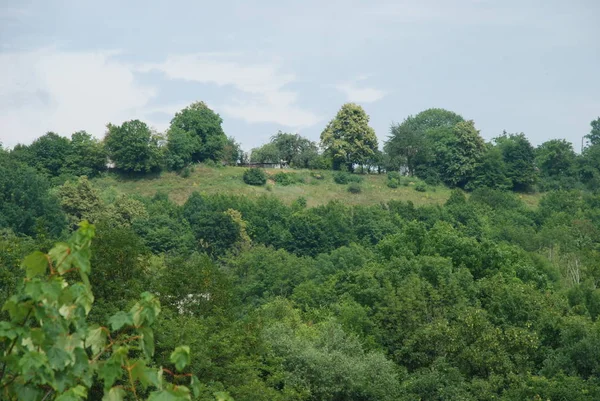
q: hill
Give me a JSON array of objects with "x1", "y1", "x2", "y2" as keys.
[{"x1": 93, "y1": 164, "x2": 542, "y2": 208}]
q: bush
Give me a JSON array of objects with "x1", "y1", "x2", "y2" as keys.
[
  {"x1": 387, "y1": 171, "x2": 401, "y2": 181},
  {"x1": 181, "y1": 166, "x2": 191, "y2": 178},
  {"x1": 415, "y1": 183, "x2": 427, "y2": 192},
  {"x1": 387, "y1": 178, "x2": 400, "y2": 189},
  {"x1": 334, "y1": 172, "x2": 363, "y2": 185},
  {"x1": 273, "y1": 172, "x2": 303, "y2": 186},
  {"x1": 243, "y1": 168, "x2": 267, "y2": 186},
  {"x1": 348, "y1": 183, "x2": 362, "y2": 194}
]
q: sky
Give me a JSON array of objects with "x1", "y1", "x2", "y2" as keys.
[{"x1": 0, "y1": 0, "x2": 598, "y2": 152}]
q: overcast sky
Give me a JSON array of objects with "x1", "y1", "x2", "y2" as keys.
[{"x1": 0, "y1": 0, "x2": 598, "y2": 151}]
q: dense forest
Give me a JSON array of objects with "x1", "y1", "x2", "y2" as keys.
[{"x1": 2, "y1": 101, "x2": 600, "y2": 400}]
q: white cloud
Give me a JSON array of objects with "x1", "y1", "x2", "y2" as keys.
[
  {"x1": 138, "y1": 54, "x2": 320, "y2": 128},
  {"x1": 335, "y1": 77, "x2": 386, "y2": 103},
  {"x1": 0, "y1": 47, "x2": 157, "y2": 147}
]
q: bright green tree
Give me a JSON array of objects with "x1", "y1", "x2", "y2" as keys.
[
  {"x1": 320, "y1": 103, "x2": 378, "y2": 171},
  {"x1": 494, "y1": 132, "x2": 537, "y2": 191}
]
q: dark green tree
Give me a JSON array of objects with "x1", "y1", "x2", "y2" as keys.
[
  {"x1": 385, "y1": 108, "x2": 464, "y2": 176},
  {"x1": 494, "y1": 132, "x2": 537, "y2": 191},
  {"x1": 104, "y1": 120, "x2": 161, "y2": 173},
  {"x1": 169, "y1": 101, "x2": 227, "y2": 162}
]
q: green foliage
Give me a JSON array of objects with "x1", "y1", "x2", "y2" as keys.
[
  {"x1": 467, "y1": 145, "x2": 512, "y2": 191},
  {"x1": 0, "y1": 223, "x2": 205, "y2": 401},
  {"x1": 586, "y1": 117, "x2": 600, "y2": 146},
  {"x1": 415, "y1": 182, "x2": 427, "y2": 192},
  {"x1": 385, "y1": 108, "x2": 464, "y2": 176},
  {"x1": 494, "y1": 132, "x2": 537, "y2": 191},
  {"x1": 272, "y1": 172, "x2": 303, "y2": 186},
  {"x1": 105, "y1": 120, "x2": 162, "y2": 173},
  {"x1": 250, "y1": 143, "x2": 279, "y2": 164},
  {"x1": 428, "y1": 120, "x2": 486, "y2": 187},
  {"x1": 333, "y1": 171, "x2": 362, "y2": 184},
  {"x1": 169, "y1": 101, "x2": 227, "y2": 163},
  {"x1": 0, "y1": 154, "x2": 66, "y2": 237},
  {"x1": 347, "y1": 183, "x2": 362, "y2": 194},
  {"x1": 320, "y1": 103, "x2": 378, "y2": 171},
  {"x1": 242, "y1": 168, "x2": 267, "y2": 186}
]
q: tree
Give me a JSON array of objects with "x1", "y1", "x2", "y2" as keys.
[
  {"x1": 0, "y1": 154, "x2": 66, "y2": 237},
  {"x1": 164, "y1": 126, "x2": 198, "y2": 170},
  {"x1": 586, "y1": 117, "x2": 600, "y2": 146},
  {"x1": 429, "y1": 120, "x2": 486, "y2": 187},
  {"x1": 384, "y1": 108, "x2": 464, "y2": 176},
  {"x1": 169, "y1": 101, "x2": 227, "y2": 162},
  {"x1": 222, "y1": 136, "x2": 245, "y2": 165},
  {"x1": 65, "y1": 131, "x2": 107, "y2": 177},
  {"x1": 536, "y1": 139, "x2": 577, "y2": 178},
  {"x1": 320, "y1": 103, "x2": 378, "y2": 171},
  {"x1": 11, "y1": 132, "x2": 71, "y2": 177},
  {"x1": 250, "y1": 143, "x2": 279, "y2": 164},
  {"x1": 494, "y1": 132, "x2": 537, "y2": 191},
  {"x1": 104, "y1": 120, "x2": 161, "y2": 173},
  {"x1": 467, "y1": 145, "x2": 512, "y2": 191},
  {"x1": 270, "y1": 131, "x2": 318, "y2": 167}
]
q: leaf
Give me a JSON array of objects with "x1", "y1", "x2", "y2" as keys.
[
  {"x1": 55, "y1": 385, "x2": 88, "y2": 401},
  {"x1": 147, "y1": 387, "x2": 190, "y2": 401},
  {"x1": 190, "y1": 375, "x2": 205, "y2": 398},
  {"x1": 47, "y1": 346, "x2": 73, "y2": 370},
  {"x1": 21, "y1": 251, "x2": 48, "y2": 279},
  {"x1": 0, "y1": 321, "x2": 17, "y2": 340},
  {"x1": 86, "y1": 326, "x2": 107, "y2": 355},
  {"x1": 214, "y1": 391, "x2": 234, "y2": 401},
  {"x1": 49, "y1": 242, "x2": 71, "y2": 273},
  {"x1": 102, "y1": 387, "x2": 126, "y2": 401},
  {"x1": 139, "y1": 326, "x2": 155, "y2": 358},
  {"x1": 169, "y1": 346, "x2": 190, "y2": 372},
  {"x1": 108, "y1": 311, "x2": 133, "y2": 331}
]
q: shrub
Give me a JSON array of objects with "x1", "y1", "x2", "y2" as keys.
[
  {"x1": 334, "y1": 172, "x2": 363, "y2": 185},
  {"x1": 273, "y1": 172, "x2": 303, "y2": 186},
  {"x1": 243, "y1": 168, "x2": 267, "y2": 186},
  {"x1": 387, "y1": 171, "x2": 401, "y2": 181},
  {"x1": 415, "y1": 183, "x2": 427, "y2": 192},
  {"x1": 387, "y1": 178, "x2": 400, "y2": 189},
  {"x1": 348, "y1": 183, "x2": 362, "y2": 194},
  {"x1": 181, "y1": 166, "x2": 191, "y2": 178}
]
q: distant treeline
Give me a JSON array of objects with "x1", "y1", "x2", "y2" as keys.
[{"x1": 3, "y1": 101, "x2": 600, "y2": 192}]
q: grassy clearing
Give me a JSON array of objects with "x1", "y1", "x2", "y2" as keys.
[{"x1": 93, "y1": 165, "x2": 542, "y2": 208}]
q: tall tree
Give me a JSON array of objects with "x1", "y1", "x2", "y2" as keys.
[
  {"x1": 586, "y1": 117, "x2": 600, "y2": 146},
  {"x1": 11, "y1": 132, "x2": 71, "y2": 177},
  {"x1": 65, "y1": 131, "x2": 107, "y2": 177},
  {"x1": 385, "y1": 108, "x2": 464, "y2": 176},
  {"x1": 535, "y1": 139, "x2": 577, "y2": 178},
  {"x1": 270, "y1": 131, "x2": 318, "y2": 167},
  {"x1": 494, "y1": 132, "x2": 537, "y2": 191},
  {"x1": 320, "y1": 103, "x2": 378, "y2": 171},
  {"x1": 104, "y1": 120, "x2": 162, "y2": 173},
  {"x1": 429, "y1": 120, "x2": 486, "y2": 187},
  {"x1": 169, "y1": 101, "x2": 227, "y2": 163}
]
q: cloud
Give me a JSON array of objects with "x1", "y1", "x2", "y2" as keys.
[
  {"x1": 0, "y1": 47, "x2": 157, "y2": 147},
  {"x1": 138, "y1": 54, "x2": 320, "y2": 128},
  {"x1": 335, "y1": 77, "x2": 386, "y2": 103}
]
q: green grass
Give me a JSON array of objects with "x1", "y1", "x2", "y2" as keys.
[{"x1": 93, "y1": 165, "x2": 542, "y2": 208}]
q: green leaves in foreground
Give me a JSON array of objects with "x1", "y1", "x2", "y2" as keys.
[{"x1": 0, "y1": 222, "x2": 223, "y2": 401}]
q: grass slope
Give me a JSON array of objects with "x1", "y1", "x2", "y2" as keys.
[{"x1": 93, "y1": 165, "x2": 541, "y2": 208}]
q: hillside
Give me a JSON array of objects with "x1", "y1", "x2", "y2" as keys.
[{"x1": 93, "y1": 164, "x2": 542, "y2": 207}]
